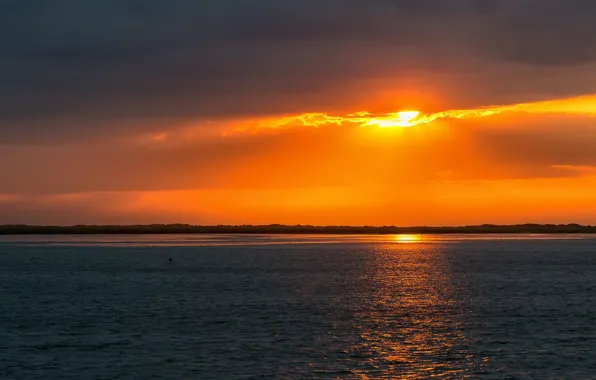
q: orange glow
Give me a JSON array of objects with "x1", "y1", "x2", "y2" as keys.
[
  {"x1": 7, "y1": 174, "x2": 596, "y2": 225},
  {"x1": 3, "y1": 91, "x2": 596, "y2": 226}
]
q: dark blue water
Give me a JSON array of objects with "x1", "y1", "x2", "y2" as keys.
[{"x1": 1, "y1": 235, "x2": 595, "y2": 379}]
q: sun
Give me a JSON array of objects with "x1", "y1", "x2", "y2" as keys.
[
  {"x1": 364, "y1": 110, "x2": 422, "y2": 128},
  {"x1": 397, "y1": 111, "x2": 420, "y2": 123}
]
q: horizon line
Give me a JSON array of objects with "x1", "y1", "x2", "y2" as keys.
[
  {"x1": 1, "y1": 222, "x2": 595, "y2": 227},
  {"x1": 1, "y1": 223, "x2": 595, "y2": 235}
]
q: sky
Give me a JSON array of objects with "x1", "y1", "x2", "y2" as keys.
[{"x1": 2, "y1": 0, "x2": 596, "y2": 226}]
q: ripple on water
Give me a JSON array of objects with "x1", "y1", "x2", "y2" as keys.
[{"x1": 1, "y1": 237, "x2": 596, "y2": 378}]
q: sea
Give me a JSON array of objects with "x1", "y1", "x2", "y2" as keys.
[{"x1": 1, "y1": 234, "x2": 595, "y2": 379}]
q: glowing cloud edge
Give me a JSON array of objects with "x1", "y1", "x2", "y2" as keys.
[{"x1": 229, "y1": 94, "x2": 596, "y2": 133}]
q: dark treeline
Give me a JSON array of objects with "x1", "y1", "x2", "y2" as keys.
[{"x1": 1, "y1": 223, "x2": 595, "y2": 235}]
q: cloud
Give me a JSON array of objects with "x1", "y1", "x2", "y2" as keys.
[
  {"x1": 473, "y1": 116, "x2": 596, "y2": 170},
  {"x1": 482, "y1": 0, "x2": 596, "y2": 66},
  {"x1": 1, "y1": 1, "x2": 596, "y2": 143}
]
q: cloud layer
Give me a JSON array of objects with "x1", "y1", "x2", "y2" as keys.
[{"x1": 2, "y1": 0, "x2": 596, "y2": 142}]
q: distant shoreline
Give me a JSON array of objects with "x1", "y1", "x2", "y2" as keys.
[{"x1": 1, "y1": 224, "x2": 595, "y2": 235}]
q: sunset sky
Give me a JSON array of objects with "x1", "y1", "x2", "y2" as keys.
[{"x1": 2, "y1": 0, "x2": 596, "y2": 226}]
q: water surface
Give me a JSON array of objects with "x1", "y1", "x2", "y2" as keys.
[{"x1": 1, "y1": 234, "x2": 595, "y2": 378}]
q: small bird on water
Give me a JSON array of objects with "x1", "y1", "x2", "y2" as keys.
[{"x1": 168, "y1": 258, "x2": 174, "y2": 264}]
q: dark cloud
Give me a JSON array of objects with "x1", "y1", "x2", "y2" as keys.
[
  {"x1": 1, "y1": 0, "x2": 596, "y2": 142},
  {"x1": 480, "y1": 0, "x2": 596, "y2": 66}
]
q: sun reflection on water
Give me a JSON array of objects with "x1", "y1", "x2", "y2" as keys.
[
  {"x1": 394, "y1": 234, "x2": 422, "y2": 243},
  {"x1": 345, "y1": 243, "x2": 481, "y2": 378}
]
